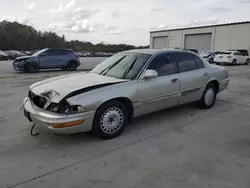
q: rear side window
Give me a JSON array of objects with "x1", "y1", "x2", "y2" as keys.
[
  {"x1": 176, "y1": 52, "x2": 198, "y2": 73},
  {"x1": 193, "y1": 55, "x2": 205, "y2": 68}
]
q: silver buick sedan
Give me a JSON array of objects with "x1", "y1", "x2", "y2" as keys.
[{"x1": 23, "y1": 49, "x2": 229, "y2": 139}]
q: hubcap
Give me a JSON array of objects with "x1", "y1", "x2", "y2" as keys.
[
  {"x1": 100, "y1": 107, "x2": 124, "y2": 134},
  {"x1": 205, "y1": 88, "x2": 215, "y2": 106},
  {"x1": 29, "y1": 65, "x2": 36, "y2": 72}
]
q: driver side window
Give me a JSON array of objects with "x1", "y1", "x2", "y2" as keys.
[{"x1": 147, "y1": 53, "x2": 176, "y2": 77}]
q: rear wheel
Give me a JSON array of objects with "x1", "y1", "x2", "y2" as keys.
[
  {"x1": 92, "y1": 100, "x2": 128, "y2": 139},
  {"x1": 232, "y1": 59, "x2": 237, "y2": 66},
  {"x1": 67, "y1": 61, "x2": 78, "y2": 71},
  {"x1": 245, "y1": 59, "x2": 249, "y2": 65},
  {"x1": 24, "y1": 63, "x2": 39, "y2": 73},
  {"x1": 198, "y1": 83, "x2": 217, "y2": 109}
]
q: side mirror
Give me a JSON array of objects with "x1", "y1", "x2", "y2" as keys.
[
  {"x1": 40, "y1": 54, "x2": 45, "y2": 57},
  {"x1": 144, "y1": 69, "x2": 158, "y2": 79}
]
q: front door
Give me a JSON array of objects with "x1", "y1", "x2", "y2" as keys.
[
  {"x1": 175, "y1": 52, "x2": 209, "y2": 104},
  {"x1": 134, "y1": 53, "x2": 180, "y2": 117}
]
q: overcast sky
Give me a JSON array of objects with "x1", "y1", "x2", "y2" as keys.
[{"x1": 0, "y1": 0, "x2": 249, "y2": 45}]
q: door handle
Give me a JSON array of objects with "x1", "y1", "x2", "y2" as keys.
[
  {"x1": 203, "y1": 72, "x2": 208, "y2": 76},
  {"x1": 171, "y1": 78, "x2": 178, "y2": 83}
]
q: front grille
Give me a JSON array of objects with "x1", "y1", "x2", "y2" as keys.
[{"x1": 29, "y1": 91, "x2": 48, "y2": 109}]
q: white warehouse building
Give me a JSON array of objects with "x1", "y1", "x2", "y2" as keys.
[{"x1": 149, "y1": 21, "x2": 250, "y2": 54}]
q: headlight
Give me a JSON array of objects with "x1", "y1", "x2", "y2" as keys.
[
  {"x1": 65, "y1": 105, "x2": 86, "y2": 114},
  {"x1": 47, "y1": 100, "x2": 86, "y2": 114},
  {"x1": 227, "y1": 56, "x2": 232, "y2": 58}
]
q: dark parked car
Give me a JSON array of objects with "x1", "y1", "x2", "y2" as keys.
[
  {"x1": 13, "y1": 48, "x2": 81, "y2": 73},
  {"x1": 5, "y1": 50, "x2": 26, "y2": 60},
  {"x1": 0, "y1": 51, "x2": 8, "y2": 60}
]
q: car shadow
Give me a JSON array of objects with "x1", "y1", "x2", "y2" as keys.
[{"x1": 38, "y1": 102, "x2": 198, "y2": 146}]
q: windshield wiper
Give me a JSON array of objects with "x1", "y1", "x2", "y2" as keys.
[
  {"x1": 99, "y1": 56, "x2": 126, "y2": 75},
  {"x1": 122, "y1": 57, "x2": 137, "y2": 79}
]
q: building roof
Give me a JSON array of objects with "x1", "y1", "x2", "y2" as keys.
[
  {"x1": 123, "y1": 48, "x2": 188, "y2": 55},
  {"x1": 150, "y1": 21, "x2": 250, "y2": 33}
]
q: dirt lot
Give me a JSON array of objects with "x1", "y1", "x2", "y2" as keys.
[{"x1": 1, "y1": 59, "x2": 250, "y2": 188}]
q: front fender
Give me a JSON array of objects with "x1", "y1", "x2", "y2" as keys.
[{"x1": 66, "y1": 81, "x2": 137, "y2": 112}]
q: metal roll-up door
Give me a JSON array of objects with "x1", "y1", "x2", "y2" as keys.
[
  {"x1": 153, "y1": 37, "x2": 168, "y2": 49},
  {"x1": 184, "y1": 33, "x2": 212, "y2": 53}
]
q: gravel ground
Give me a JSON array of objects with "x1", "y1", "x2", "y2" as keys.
[{"x1": 0, "y1": 59, "x2": 250, "y2": 188}]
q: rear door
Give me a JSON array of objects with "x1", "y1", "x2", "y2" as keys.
[
  {"x1": 175, "y1": 52, "x2": 209, "y2": 104},
  {"x1": 56, "y1": 49, "x2": 69, "y2": 67},
  {"x1": 233, "y1": 52, "x2": 241, "y2": 64},
  {"x1": 238, "y1": 52, "x2": 248, "y2": 64}
]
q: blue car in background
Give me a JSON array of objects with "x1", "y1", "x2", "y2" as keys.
[{"x1": 13, "y1": 48, "x2": 81, "y2": 73}]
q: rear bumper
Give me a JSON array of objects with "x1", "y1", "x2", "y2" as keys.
[
  {"x1": 218, "y1": 78, "x2": 230, "y2": 93},
  {"x1": 23, "y1": 97, "x2": 95, "y2": 134},
  {"x1": 214, "y1": 58, "x2": 232, "y2": 64}
]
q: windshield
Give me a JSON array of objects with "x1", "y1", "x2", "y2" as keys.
[
  {"x1": 32, "y1": 49, "x2": 47, "y2": 56},
  {"x1": 91, "y1": 53, "x2": 151, "y2": 79}
]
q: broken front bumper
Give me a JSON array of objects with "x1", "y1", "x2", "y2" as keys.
[{"x1": 23, "y1": 97, "x2": 95, "y2": 134}]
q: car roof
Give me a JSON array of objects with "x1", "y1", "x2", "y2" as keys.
[
  {"x1": 46, "y1": 48, "x2": 72, "y2": 51},
  {"x1": 122, "y1": 48, "x2": 193, "y2": 55}
]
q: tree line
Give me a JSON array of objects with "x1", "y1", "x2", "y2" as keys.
[{"x1": 0, "y1": 21, "x2": 148, "y2": 52}]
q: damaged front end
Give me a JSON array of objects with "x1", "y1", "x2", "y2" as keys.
[
  {"x1": 29, "y1": 90, "x2": 86, "y2": 115},
  {"x1": 23, "y1": 89, "x2": 95, "y2": 134}
]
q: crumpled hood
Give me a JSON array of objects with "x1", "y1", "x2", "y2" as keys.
[
  {"x1": 30, "y1": 72, "x2": 126, "y2": 103},
  {"x1": 15, "y1": 55, "x2": 32, "y2": 61}
]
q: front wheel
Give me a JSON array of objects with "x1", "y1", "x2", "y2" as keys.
[
  {"x1": 24, "y1": 63, "x2": 39, "y2": 73},
  {"x1": 197, "y1": 83, "x2": 217, "y2": 109},
  {"x1": 232, "y1": 59, "x2": 237, "y2": 66},
  {"x1": 245, "y1": 59, "x2": 249, "y2": 65},
  {"x1": 92, "y1": 100, "x2": 128, "y2": 139}
]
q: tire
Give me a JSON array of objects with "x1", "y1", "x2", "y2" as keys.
[
  {"x1": 232, "y1": 59, "x2": 237, "y2": 66},
  {"x1": 245, "y1": 59, "x2": 249, "y2": 65},
  {"x1": 92, "y1": 100, "x2": 128, "y2": 139},
  {"x1": 24, "y1": 63, "x2": 39, "y2": 73},
  {"x1": 67, "y1": 61, "x2": 78, "y2": 71},
  {"x1": 209, "y1": 58, "x2": 213, "y2": 64},
  {"x1": 197, "y1": 83, "x2": 217, "y2": 109},
  {"x1": 216, "y1": 62, "x2": 220, "y2": 65}
]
